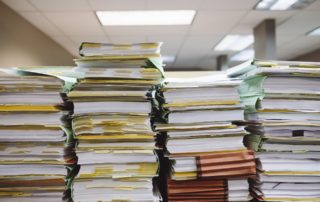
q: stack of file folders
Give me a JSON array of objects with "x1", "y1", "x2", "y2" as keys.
[
  {"x1": 0, "y1": 68, "x2": 76, "y2": 202},
  {"x1": 155, "y1": 74, "x2": 256, "y2": 202},
  {"x1": 68, "y1": 42, "x2": 164, "y2": 202},
  {"x1": 227, "y1": 60, "x2": 320, "y2": 202}
]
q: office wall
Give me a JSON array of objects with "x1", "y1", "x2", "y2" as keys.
[{"x1": 0, "y1": 2, "x2": 74, "y2": 67}]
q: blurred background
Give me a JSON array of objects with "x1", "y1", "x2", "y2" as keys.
[{"x1": 0, "y1": 0, "x2": 320, "y2": 70}]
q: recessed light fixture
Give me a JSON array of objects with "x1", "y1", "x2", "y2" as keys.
[
  {"x1": 162, "y1": 55, "x2": 176, "y2": 63},
  {"x1": 214, "y1": 35, "x2": 254, "y2": 51},
  {"x1": 96, "y1": 10, "x2": 196, "y2": 26},
  {"x1": 255, "y1": 0, "x2": 315, "y2": 10},
  {"x1": 307, "y1": 26, "x2": 320, "y2": 36},
  {"x1": 230, "y1": 49, "x2": 254, "y2": 61}
]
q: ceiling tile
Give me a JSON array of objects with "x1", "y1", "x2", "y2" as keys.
[
  {"x1": 174, "y1": 36, "x2": 222, "y2": 68},
  {"x1": 18, "y1": 11, "x2": 64, "y2": 37},
  {"x1": 70, "y1": 36, "x2": 110, "y2": 47},
  {"x1": 230, "y1": 25, "x2": 253, "y2": 34},
  {"x1": 104, "y1": 26, "x2": 189, "y2": 36},
  {"x1": 51, "y1": 36, "x2": 78, "y2": 57},
  {"x1": 109, "y1": 36, "x2": 147, "y2": 43},
  {"x1": 239, "y1": 10, "x2": 297, "y2": 28},
  {"x1": 44, "y1": 12, "x2": 105, "y2": 36},
  {"x1": 179, "y1": 36, "x2": 222, "y2": 54},
  {"x1": 188, "y1": 11, "x2": 247, "y2": 35},
  {"x1": 295, "y1": 10, "x2": 320, "y2": 19},
  {"x1": 146, "y1": 0, "x2": 201, "y2": 9},
  {"x1": 278, "y1": 36, "x2": 320, "y2": 60},
  {"x1": 2, "y1": 0, "x2": 36, "y2": 11},
  {"x1": 147, "y1": 36, "x2": 185, "y2": 55},
  {"x1": 2, "y1": 0, "x2": 319, "y2": 70},
  {"x1": 200, "y1": 0, "x2": 258, "y2": 10},
  {"x1": 277, "y1": 11, "x2": 320, "y2": 35},
  {"x1": 88, "y1": 0, "x2": 146, "y2": 10},
  {"x1": 305, "y1": 0, "x2": 320, "y2": 10},
  {"x1": 29, "y1": 0, "x2": 91, "y2": 11},
  {"x1": 276, "y1": 34, "x2": 298, "y2": 46}
]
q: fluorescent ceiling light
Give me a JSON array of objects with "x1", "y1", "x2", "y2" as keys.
[
  {"x1": 270, "y1": 0, "x2": 298, "y2": 10},
  {"x1": 214, "y1": 35, "x2": 254, "y2": 51},
  {"x1": 255, "y1": 0, "x2": 315, "y2": 10},
  {"x1": 162, "y1": 55, "x2": 176, "y2": 63},
  {"x1": 96, "y1": 10, "x2": 196, "y2": 26},
  {"x1": 307, "y1": 26, "x2": 320, "y2": 36},
  {"x1": 231, "y1": 49, "x2": 254, "y2": 61}
]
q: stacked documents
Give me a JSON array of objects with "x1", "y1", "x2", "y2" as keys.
[
  {"x1": 155, "y1": 73, "x2": 256, "y2": 201},
  {"x1": 0, "y1": 69, "x2": 76, "y2": 202},
  {"x1": 68, "y1": 42, "x2": 164, "y2": 202},
  {"x1": 228, "y1": 60, "x2": 320, "y2": 201},
  {"x1": 79, "y1": 42, "x2": 161, "y2": 57}
]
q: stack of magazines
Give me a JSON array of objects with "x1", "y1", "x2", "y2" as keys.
[
  {"x1": 68, "y1": 42, "x2": 164, "y2": 202},
  {"x1": 0, "y1": 68, "x2": 76, "y2": 202},
  {"x1": 228, "y1": 60, "x2": 320, "y2": 201},
  {"x1": 155, "y1": 73, "x2": 256, "y2": 201}
]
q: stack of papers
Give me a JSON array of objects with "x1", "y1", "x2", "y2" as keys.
[
  {"x1": 79, "y1": 42, "x2": 161, "y2": 57},
  {"x1": 68, "y1": 42, "x2": 164, "y2": 202},
  {"x1": 0, "y1": 69, "x2": 76, "y2": 202},
  {"x1": 167, "y1": 178, "x2": 251, "y2": 202},
  {"x1": 228, "y1": 60, "x2": 320, "y2": 201},
  {"x1": 156, "y1": 73, "x2": 256, "y2": 201}
]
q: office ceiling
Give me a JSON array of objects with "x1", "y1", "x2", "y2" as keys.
[{"x1": 2, "y1": 0, "x2": 320, "y2": 70}]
